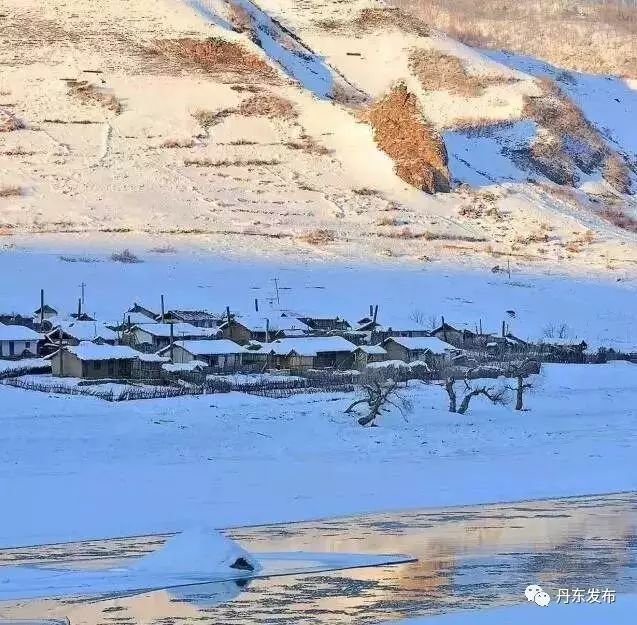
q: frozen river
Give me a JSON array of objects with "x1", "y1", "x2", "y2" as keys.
[{"x1": 1, "y1": 492, "x2": 635, "y2": 624}]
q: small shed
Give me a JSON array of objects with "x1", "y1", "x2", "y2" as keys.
[
  {"x1": 354, "y1": 344, "x2": 387, "y2": 369},
  {"x1": 0, "y1": 323, "x2": 41, "y2": 359}
]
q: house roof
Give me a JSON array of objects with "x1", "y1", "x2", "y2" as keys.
[
  {"x1": 0, "y1": 323, "x2": 41, "y2": 341},
  {"x1": 261, "y1": 336, "x2": 357, "y2": 356},
  {"x1": 127, "y1": 303, "x2": 158, "y2": 318},
  {"x1": 161, "y1": 339, "x2": 246, "y2": 356},
  {"x1": 222, "y1": 314, "x2": 311, "y2": 334},
  {"x1": 34, "y1": 304, "x2": 58, "y2": 314},
  {"x1": 165, "y1": 309, "x2": 222, "y2": 322},
  {"x1": 384, "y1": 336, "x2": 457, "y2": 354},
  {"x1": 51, "y1": 321, "x2": 118, "y2": 342},
  {"x1": 356, "y1": 344, "x2": 387, "y2": 355},
  {"x1": 134, "y1": 323, "x2": 218, "y2": 338},
  {"x1": 117, "y1": 312, "x2": 159, "y2": 326},
  {"x1": 277, "y1": 309, "x2": 347, "y2": 321},
  {"x1": 63, "y1": 342, "x2": 167, "y2": 362}
]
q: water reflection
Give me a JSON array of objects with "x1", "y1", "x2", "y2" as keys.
[{"x1": 0, "y1": 493, "x2": 635, "y2": 624}]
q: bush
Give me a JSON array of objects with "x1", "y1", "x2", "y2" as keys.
[{"x1": 111, "y1": 249, "x2": 142, "y2": 263}]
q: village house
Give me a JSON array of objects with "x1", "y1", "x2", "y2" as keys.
[
  {"x1": 127, "y1": 323, "x2": 219, "y2": 351},
  {"x1": 161, "y1": 309, "x2": 222, "y2": 328},
  {"x1": 49, "y1": 342, "x2": 167, "y2": 380},
  {"x1": 537, "y1": 338, "x2": 588, "y2": 363},
  {"x1": 486, "y1": 333, "x2": 530, "y2": 356},
  {"x1": 45, "y1": 321, "x2": 119, "y2": 349},
  {"x1": 430, "y1": 321, "x2": 492, "y2": 350},
  {"x1": 219, "y1": 314, "x2": 311, "y2": 344},
  {"x1": 158, "y1": 339, "x2": 245, "y2": 371},
  {"x1": 382, "y1": 336, "x2": 459, "y2": 369},
  {"x1": 353, "y1": 344, "x2": 387, "y2": 370},
  {"x1": 279, "y1": 310, "x2": 350, "y2": 332},
  {"x1": 261, "y1": 336, "x2": 357, "y2": 371},
  {"x1": 0, "y1": 323, "x2": 41, "y2": 359}
]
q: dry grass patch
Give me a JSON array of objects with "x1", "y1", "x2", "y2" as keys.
[
  {"x1": 0, "y1": 185, "x2": 22, "y2": 197},
  {"x1": 522, "y1": 79, "x2": 632, "y2": 192},
  {"x1": 160, "y1": 138, "x2": 195, "y2": 149},
  {"x1": 316, "y1": 7, "x2": 429, "y2": 37},
  {"x1": 409, "y1": 48, "x2": 515, "y2": 96},
  {"x1": 598, "y1": 206, "x2": 637, "y2": 232},
  {"x1": 151, "y1": 38, "x2": 277, "y2": 81},
  {"x1": 299, "y1": 229, "x2": 336, "y2": 245},
  {"x1": 284, "y1": 133, "x2": 333, "y2": 156},
  {"x1": 392, "y1": 0, "x2": 637, "y2": 78},
  {"x1": 66, "y1": 80, "x2": 121, "y2": 114},
  {"x1": 0, "y1": 108, "x2": 25, "y2": 132},
  {"x1": 237, "y1": 93, "x2": 297, "y2": 119},
  {"x1": 363, "y1": 83, "x2": 450, "y2": 193},
  {"x1": 184, "y1": 157, "x2": 280, "y2": 167},
  {"x1": 192, "y1": 108, "x2": 233, "y2": 129}
]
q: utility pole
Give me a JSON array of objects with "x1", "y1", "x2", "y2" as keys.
[
  {"x1": 79, "y1": 282, "x2": 86, "y2": 307},
  {"x1": 272, "y1": 278, "x2": 280, "y2": 306},
  {"x1": 169, "y1": 323, "x2": 174, "y2": 363},
  {"x1": 160, "y1": 294, "x2": 165, "y2": 323},
  {"x1": 39, "y1": 289, "x2": 44, "y2": 328}
]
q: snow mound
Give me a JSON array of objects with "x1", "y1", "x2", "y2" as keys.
[{"x1": 129, "y1": 528, "x2": 260, "y2": 575}]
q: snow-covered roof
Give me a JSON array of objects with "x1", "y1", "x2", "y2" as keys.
[
  {"x1": 0, "y1": 323, "x2": 41, "y2": 341},
  {"x1": 119, "y1": 312, "x2": 159, "y2": 326},
  {"x1": 385, "y1": 336, "x2": 457, "y2": 354},
  {"x1": 261, "y1": 336, "x2": 356, "y2": 356},
  {"x1": 53, "y1": 321, "x2": 118, "y2": 342},
  {"x1": 224, "y1": 314, "x2": 311, "y2": 333},
  {"x1": 166, "y1": 309, "x2": 222, "y2": 322},
  {"x1": 134, "y1": 323, "x2": 218, "y2": 338},
  {"x1": 356, "y1": 344, "x2": 387, "y2": 355},
  {"x1": 163, "y1": 339, "x2": 246, "y2": 356},
  {"x1": 278, "y1": 309, "x2": 346, "y2": 321},
  {"x1": 65, "y1": 342, "x2": 146, "y2": 361}
]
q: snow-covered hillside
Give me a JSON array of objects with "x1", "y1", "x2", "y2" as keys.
[{"x1": 0, "y1": 0, "x2": 635, "y2": 272}]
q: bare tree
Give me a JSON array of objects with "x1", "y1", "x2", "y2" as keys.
[
  {"x1": 505, "y1": 358, "x2": 539, "y2": 410},
  {"x1": 443, "y1": 370, "x2": 508, "y2": 415},
  {"x1": 345, "y1": 379, "x2": 412, "y2": 426}
]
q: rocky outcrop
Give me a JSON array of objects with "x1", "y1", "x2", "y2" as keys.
[{"x1": 365, "y1": 83, "x2": 450, "y2": 193}]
